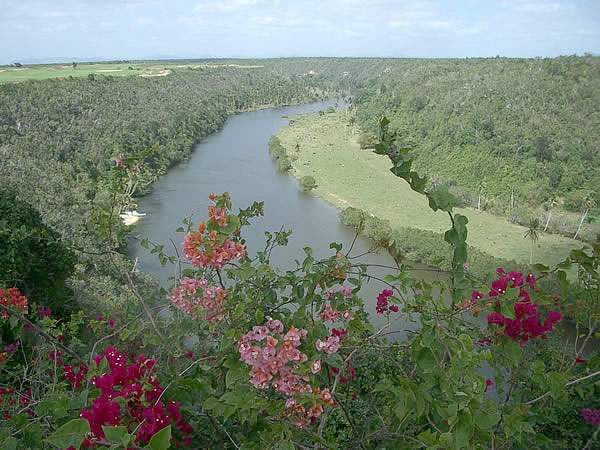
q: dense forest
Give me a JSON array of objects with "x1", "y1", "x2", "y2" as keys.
[
  {"x1": 0, "y1": 62, "x2": 366, "y2": 313},
  {"x1": 349, "y1": 56, "x2": 600, "y2": 239}
]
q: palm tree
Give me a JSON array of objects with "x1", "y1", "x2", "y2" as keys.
[
  {"x1": 524, "y1": 218, "x2": 540, "y2": 264},
  {"x1": 543, "y1": 195, "x2": 559, "y2": 232},
  {"x1": 574, "y1": 193, "x2": 596, "y2": 240}
]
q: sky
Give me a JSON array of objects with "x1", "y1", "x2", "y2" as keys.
[{"x1": 1, "y1": 0, "x2": 599, "y2": 64}]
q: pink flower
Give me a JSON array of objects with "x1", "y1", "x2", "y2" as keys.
[
  {"x1": 311, "y1": 360, "x2": 321, "y2": 374},
  {"x1": 484, "y1": 378, "x2": 494, "y2": 392}
]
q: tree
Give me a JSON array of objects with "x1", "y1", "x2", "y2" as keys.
[
  {"x1": 523, "y1": 218, "x2": 540, "y2": 264},
  {"x1": 299, "y1": 175, "x2": 317, "y2": 191},
  {"x1": 543, "y1": 195, "x2": 559, "y2": 232},
  {"x1": 72, "y1": 61, "x2": 78, "y2": 70},
  {"x1": 0, "y1": 189, "x2": 76, "y2": 317},
  {"x1": 534, "y1": 136, "x2": 552, "y2": 162},
  {"x1": 574, "y1": 192, "x2": 596, "y2": 240},
  {"x1": 477, "y1": 180, "x2": 486, "y2": 211}
]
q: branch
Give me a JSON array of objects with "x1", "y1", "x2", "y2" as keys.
[
  {"x1": 109, "y1": 251, "x2": 165, "y2": 343},
  {"x1": 0, "y1": 303, "x2": 86, "y2": 366},
  {"x1": 526, "y1": 370, "x2": 600, "y2": 405}
]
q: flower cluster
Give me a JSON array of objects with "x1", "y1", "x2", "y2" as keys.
[
  {"x1": 482, "y1": 270, "x2": 562, "y2": 345},
  {"x1": 63, "y1": 364, "x2": 88, "y2": 389},
  {"x1": 376, "y1": 289, "x2": 398, "y2": 314},
  {"x1": 319, "y1": 304, "x2": 353, "y2": 323},
  {"x1": 238, "y1": 319, "x2": 311, "y2": 394},
  {"x1": 331, "y1": 356, "x2": 355, "y2": 384},
  {"x1": 315, "y1": 336, "x2": 341, "y2": 355},
  {"x1": 238, "y1": 318, "x2": 339, "y2": 427},
  {"x1": 37, "y1": 305, "x2": 52, "y2": 318},
  {"x1": 322, "y1": 284, "x2": 353, "y2": 300},
  {"x1": 0, "y1": 287, "x2": 28, "y2": 320},
  {"x1": 456, "y1": 291, "x2": 484, "y2": 315},
  {"x1": 0, "y1": 387, "x2": 33, "y2": 418},
  {"x1": 282, "y1": 387, "x2": 334, "y2": 427},
  {"x1": 167, "y1": 277, "x2": 228, "y2": 323},
  {"x1": 581, "y1": 408, "x2": 600, "y2": 426},
  {"x1": 181, "y1": 193, "x2": 246, "y2": 269},
  {"x1": 79, "y1": 347, "x2": 193, "y2": 446},
  {"x1": 183, "y1": 226, "x2": 246, "y2": 269}
]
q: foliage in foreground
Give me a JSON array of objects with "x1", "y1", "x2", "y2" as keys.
[{"x1": 1, "y1": 120, "x2": 600, "y2": 449}]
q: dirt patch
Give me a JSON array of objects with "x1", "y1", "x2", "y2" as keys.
[
  {"x1": 96, "y1": 69, "x2": 122, "y2": 72},
  {"x1": 139, "y1": 70, "x2": 171, "y2": 78}
]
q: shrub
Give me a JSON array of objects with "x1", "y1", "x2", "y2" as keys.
[{"x1": 299, "y1": 175, "x2": 317, "y2": 191}]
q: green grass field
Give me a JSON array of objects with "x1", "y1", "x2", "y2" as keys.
[
  {"x1": 0, "y1": 61, "x2": 263, "y2": 84},
  {"x1": 276, "y1": 110, "x2": 585, "y2": 267}
]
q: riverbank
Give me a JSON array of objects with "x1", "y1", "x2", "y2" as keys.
[{"x1": 275, "y1": 110, "x2": 584, "y2": 276}]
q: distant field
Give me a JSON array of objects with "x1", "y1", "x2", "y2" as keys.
[
  {"x1": 0, "y1": 61, "x2": 264, "y2": 83},
  {"x1": 276, "y1": 110, "x2": 585, "y2": 267}
]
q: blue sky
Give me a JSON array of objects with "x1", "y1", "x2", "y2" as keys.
[{"x1": 1, "y1": 0, "x2": 599, "y2": 64}]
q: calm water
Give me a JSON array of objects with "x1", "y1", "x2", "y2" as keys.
[{"x1": 127, "y1": 100, "x2": 444, "y2": 334}]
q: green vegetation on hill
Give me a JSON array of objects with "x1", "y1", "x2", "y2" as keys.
[
  {"x1": 0, "y1": 61, "x2": 366, "y2": 312},
  {"x1": 275, "y1": 111, "x2": 585, "y2": 273},
  {"x1": 350, "y1": 56, "x2": 600, "y2": 224}
]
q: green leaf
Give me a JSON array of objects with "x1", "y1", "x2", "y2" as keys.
[
  {"x1": 458, "y1": 333, "x2": 473, "y2": 351},
  {"x1": 23, "y1": 423, "x2": 42, "y2": 448},
  {"x1": 226, "y1": 366, "x2": 248, "y2": 389},
  {"x1": 255, "y1": 309, "x2": 264, "y2": 324},
  {"x1": 474, "y1": 410, "x2": 501, "y2": 429},
  {"x1": 416, "y1": 347, "x2": 436, "y2": 372},
  {"x1": 500, "y1": 299, "x2": 515, "y2": 320},
  {"x1": 302, "y1": 255, "x2": 313, "y2": 273},
  {"x1": 504, "y1": 340, "x2": 523, "y2": 366},
  {"x1": 2, "y1": 436, "x2": 17, "y2": 450},
  {"x1": 531, "y1": 263, "x2": 549, "y2": 272},
  {"x1": 148, "y1": 425, "x2": 171, "y2": 450},
  {"x1": 546, "y1": 372, "x2": 567, "y2": 400},
  {"x1": 454, "y1": 410, "x2": 473, "y2": 448},
  {"x1": 102, "y1": 426, "x2": 129, "y2": 444},
  {"x1": 428, "y1": 185, "x2": 456, "y2": 213},
  {"x1": 44, "y1": 418, "x2": 90, "y2": 449},
  {"x1": 140, "y1": 238, "x2": 149, "y2": 249},
  {"x1": 557, "y1": 270, "x2": 569, "y2": 299},
  {"x1": 220, "y1": 214, "x2": 241, "y2": 234}
]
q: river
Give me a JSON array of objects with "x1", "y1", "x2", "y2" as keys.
[{"x1": 127, "y1": 99, "x2": 444, "y2": 334}]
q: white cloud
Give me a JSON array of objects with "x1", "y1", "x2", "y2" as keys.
[
  {"x1": 135, "y1": 17, "x2": 154, "y2": 25},
  {"x1": 193, "y1": 0, "x2": 258, "y2": 13},
  {"x1": 513, "y1": 2, "x2": 564, "y2": 13}
]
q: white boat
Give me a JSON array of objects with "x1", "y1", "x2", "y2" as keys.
[{"x1": 119, "y1": 210, "x2": 147, "y2": 225}]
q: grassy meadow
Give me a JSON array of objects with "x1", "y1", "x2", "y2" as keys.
[
  {"x1": 276, "y1": 110, "x2": 585, "y2": 267},
  {"x1": 0, "y1": 61, "x2": 263, "y2": 83}
]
